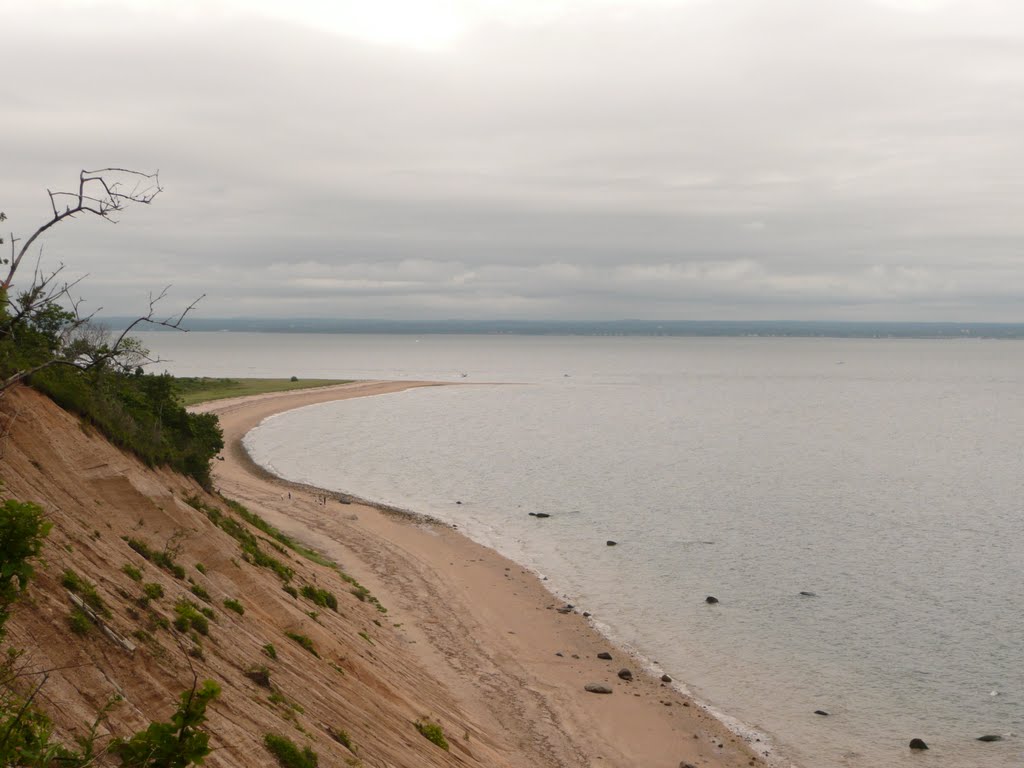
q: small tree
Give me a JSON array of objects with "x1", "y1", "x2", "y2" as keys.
[
  {"x1": 0, "y1": 498, "x2": 50, "y2": 638},
  {"x1": 111, "y1": 678, "x2": 221, "y2": 767},
  {"x1": 0, "y1": 169, "x2": 202, "y2": 392}
]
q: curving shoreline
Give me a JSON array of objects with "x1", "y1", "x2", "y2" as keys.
[{"x1": 193, "y1": 380, "x2": 776, "y2": 768}]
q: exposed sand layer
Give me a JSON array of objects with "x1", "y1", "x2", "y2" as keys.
[{"x1": 198, "y1": 380, "x2": 770, "y2": 768}]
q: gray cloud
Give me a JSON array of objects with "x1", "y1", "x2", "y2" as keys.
[{"x1": 2, "y1": 0, "x2": 1024, "y2": 321}]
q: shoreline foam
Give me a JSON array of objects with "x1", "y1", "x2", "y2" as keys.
[{"x1": 194, "y1": 380, "x2": 779, "y2": 768}]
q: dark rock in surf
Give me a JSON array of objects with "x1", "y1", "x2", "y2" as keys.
[
  {"x1": 661, "y1": 674, "x2": 672, "y2": 683},
  {"x1": 800, "y1": 591, "x2": 816, "y2": 597},
  {"x1": 597, "y1": 652, "x2": 613, "y2": 660},
  {"x1": 585, "y1": 683, "x2": 613, "y2": 694},
  {"x1": 814, "y1": 710, "x2": 829, "y2": 716},
  {"x1": 533, "y1": 512, "x2": 551, "y2": 518},
  {"x1": 705, "y1": 595, "x2": 719, "y2": 604},
  {"x1": 617, "y1": 669, "x2": 633, "y2": 681},
  {"x1": 909, "y1": 738, "x2": 929, "y2": 750},
  {"x1": 606, "y1": 540, "x2": 617, "y2": 546},
  {"x1": 977, "y1": 735, "x2": 1003, "y2": 742}
]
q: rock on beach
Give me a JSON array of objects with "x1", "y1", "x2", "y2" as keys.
[{"x1": 585, "y1": 683, "x2": 613, "y2": 694}]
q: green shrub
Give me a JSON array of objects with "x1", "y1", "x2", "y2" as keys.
[
  {"x1": 264, "y1": 733, "x2": 318, "y2": 768},
  {"x1": 414, "y1": 719, "x2": 449, "y2": 751},
  {"x1": 142, "y1": 582, "x2": 164, "y2": 601},
  {"x1": 195, "y1": 563, "x2": 206, "y2": 575},
  {"x1": 122, "y1": 563, "x2": 143, "y2": 581},
  {"x1": 223, "y1": 598, "x2": 244, "y2": 615},
  {"x1": 300, "y1": 585, "x2": 338, "y2": 611},
  {"x1": 190, "y1": 584, "x2": 211, "y2": 602},
  {"x1": 357, "y1": 632, "x2": 373, "y2": 646},
  {"x1": 112, "y1": 680, "x2": 220, "y2": 767},
  {"x1": 125, "y1": 538, "x2": 186, "y2": 579},
  {"x1": 282, "y1": 585, "x2": 298, "y2": 599},
  {"x1": 68, "y1": 607, "x2": 92, "y2": 635},
  {"x1": 262, "y1": 643, "x2": 277, "y2": 659},
  {"x1": 60, "y1": 569, "x2": 109, "y2": 617},
  {"x1": 329, "y1": 727, "x2": 355, "y2": 752},
  {"x1": 284, "y1": 632, "x2": 319, "y2": 657},
  {"x1": 173, "y1": 599, "x2": 209, "y2": 636}
]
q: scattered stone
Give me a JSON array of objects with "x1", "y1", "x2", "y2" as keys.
[
  {"x1": 556, "y1": 605, "x2": 574, "y2": 614},
  {"x1": 705, "y1": 595, "x2": 719, "y2": 604},
  {"x1": 585, "y1": 684, "x2": 613, "y2": 694},
  {"x1": 555, "y1": 652, "x2": 564, "y2": 657},
  {"x1": 663, "y1": 701, "x2": 672, "y2": 706},
  {"x1": 976, "y1": 735, "x2": 1003, "y2": 742},
  {"x1": 680, "y1": 763, "x2": 698, "y2": 768},
  {"x1": 661, "y1": 674, "x2": 673, "y2": 683},
  {"x1": 617, "y1": 669, "x2": 633, "y2": 680},
  {"x1": 909, "y1": 738, "x2": 929, "y2": 750},
  {"x1": 534, "y1": 512, "x2": 551, "y2": 518},
  {"x1": 606, "y1": 540, "x2": 618, "y2": 546},
  {"x1": 456, "y1": 500, "x2": 462, "y2": 504},
  {"x1": 597, "y1": 652, "x2": 613, "y2": 660},
  {"x1": 571, "y1": 654, "x2": 580, "y2": 659},
  {"x1": 799, "y1": 591, "x2": 817, "y2": 597},
  {"x1": 582, "y1": 611, "x2": 591, "y2": 618},
  {"x1": 814, "y1": 710, "x2": 829, "y2": 716}
]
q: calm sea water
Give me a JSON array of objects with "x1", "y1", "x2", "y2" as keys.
[{"x1": 141, "y1": 332, "x2": 1024, "y2": 768}]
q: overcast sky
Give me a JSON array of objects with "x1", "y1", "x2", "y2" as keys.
[{"x1": 2, "y1": 0, "x2": 1023, "y2": 321}]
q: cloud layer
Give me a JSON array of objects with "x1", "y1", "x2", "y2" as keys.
[{"x1": 2, "y1": 0, "x2": 1023, "y2": 320}]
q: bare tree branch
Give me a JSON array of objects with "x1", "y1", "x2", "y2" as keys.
[
  {"x1": 2, "y1": 169, "x2": 161, "y2": 292},
  {"x1": 0, "y1": 169, "x2": 201, "y2": 393}
]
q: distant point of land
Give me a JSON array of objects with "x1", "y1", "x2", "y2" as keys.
[{"x1": 173, "y1": 377, "x2": 353, "y2": 406}]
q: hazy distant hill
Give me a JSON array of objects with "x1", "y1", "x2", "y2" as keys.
[{"x1": 101, "y1": 317, "x2": 1024, "y2": 339}]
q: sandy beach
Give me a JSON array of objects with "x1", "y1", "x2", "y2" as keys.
[{"x1": 195, "y1": 380, "x2": 770, "y2": 768}]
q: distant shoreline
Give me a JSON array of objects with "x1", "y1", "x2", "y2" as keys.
[{"x1": 115, "y1": 317, "x2": 1024, "y2": 339}]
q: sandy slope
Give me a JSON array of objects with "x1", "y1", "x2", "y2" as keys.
[{"x1": 197, "y1": 380, "x2": 769, "y2": 768}]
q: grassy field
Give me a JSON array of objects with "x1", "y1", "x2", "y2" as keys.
[{"x1": 174, "y1": 378, "x2": 353, "y2": 406}]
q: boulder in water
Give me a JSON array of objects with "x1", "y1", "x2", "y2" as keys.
[
  {"x1": 976, "y1": 735, "x2": 1003, "y2": 742},
  {"x1": 606, "y1": 540, "x2": 618, "y2": 546},
  {"x1": 705, "y1": 595, "x2": 719, "y2": 604},
  {"x1": 909, "y1": 738, "x2": 929, "y2": 750}
]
